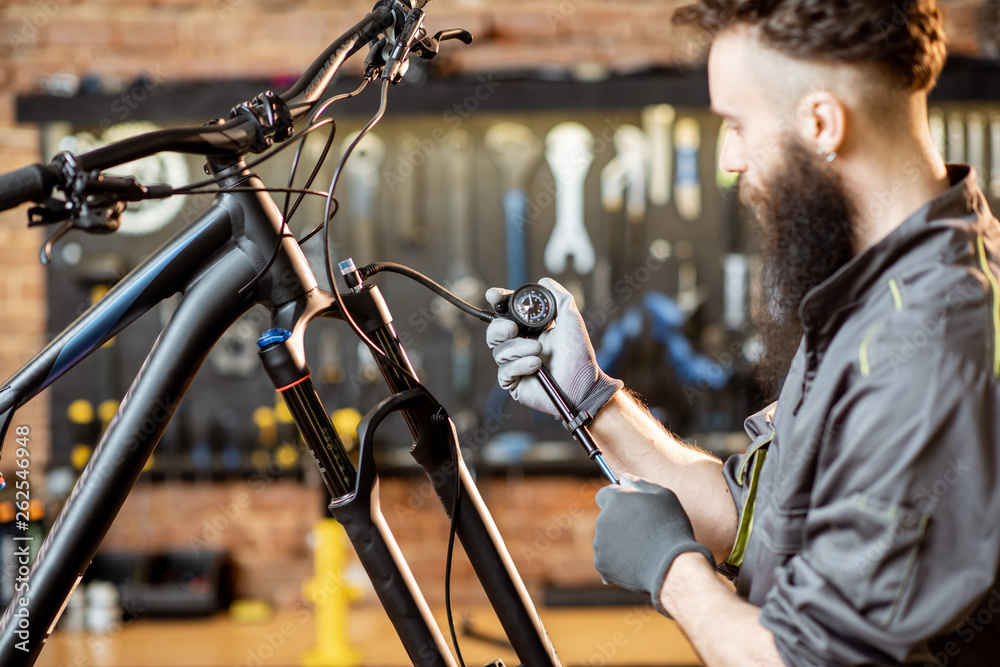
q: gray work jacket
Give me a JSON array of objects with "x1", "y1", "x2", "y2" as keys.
[{"x1": 721, "y1": 166, "x2": 1000, "y2": 665}]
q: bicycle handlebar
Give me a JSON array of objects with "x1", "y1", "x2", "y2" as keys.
[
  {"x1": 76, "y1": 118, "x2": 261, "y2": 172},
  {"x1": 0, "y1": 163, "x2": 61, "y2": 211},
  {"x1": 76, "y1": 5, "x2": 398, "y2": 174},
  {"x1": 0, "y1": 2, "x2": 403, "y2": 213},
  {"x1": 280, "y1": 4, "x2": 397, "y2": 114}
]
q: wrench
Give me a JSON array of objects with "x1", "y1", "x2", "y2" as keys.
[
  {"x1": 674, "y1": 117, "x2": 702, "y2": 223},
  {"x1": 641, "y1": 104, "x2": 675, "y2": 206},
  {"x1": 485, "y1": 122, "x2": 543, "y2": 289},
  {"x1": 342, "y1": 130, "x2": 386, "y2": 265},
  {"x1": 544, "y1": 122, "x2": 596, "y2": 275},
  {"x1": 601, "y1": 124, "x2": 650, "y2": 303},
  {"x1": 601, "y1": 124, "x2": 650, "y2": 223}
]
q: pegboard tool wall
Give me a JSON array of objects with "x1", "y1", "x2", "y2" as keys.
[
  {"x1": 44, "y1": 98, "x2": 1000, "y2": 480},
  {"x1": 43, "y1": 105, "x2": 738, "y2": 479}
]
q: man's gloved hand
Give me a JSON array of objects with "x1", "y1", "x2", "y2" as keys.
[
  {"x1": 485, "y1": 277, "x2": 622, "y2": 420},
  {"x1": 594, "y1": 474, "x2": 714, "y2": 611}
]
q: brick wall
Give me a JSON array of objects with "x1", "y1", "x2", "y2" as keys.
[
  {"x1": 99, "y1": 474, "x2": 604, "y2": 608},
  {"x1": 0, "y1": 0, "x2": 991, "y2": 609}
]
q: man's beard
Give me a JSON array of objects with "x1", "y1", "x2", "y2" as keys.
[{"x1": 741, "y1": 137, "x2": 857, "y2": 397}]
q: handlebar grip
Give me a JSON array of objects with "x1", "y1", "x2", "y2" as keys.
[{"x1": 0, "y1": 163, "x2": 57, "y2": 212}]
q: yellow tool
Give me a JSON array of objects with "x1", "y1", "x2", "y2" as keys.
[{"x1": 301, "y1": 519, "x2": 363, "y2": 667}]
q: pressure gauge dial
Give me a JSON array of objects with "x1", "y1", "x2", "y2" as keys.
[{"x1": 499, "y1": 283, "x2": 557, "y2": 335}]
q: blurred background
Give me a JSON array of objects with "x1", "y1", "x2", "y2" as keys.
[{"x1": 0, "y1": 1, "x2": 998, "y2": 664}]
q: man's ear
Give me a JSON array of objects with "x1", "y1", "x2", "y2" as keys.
[{"x1": 798, "y1": 91, "x2": 846, "y2": 156}]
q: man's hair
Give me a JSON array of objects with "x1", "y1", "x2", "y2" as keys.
[{"x1": 673, "y1": 0, "x2": 948, "y2": 92}]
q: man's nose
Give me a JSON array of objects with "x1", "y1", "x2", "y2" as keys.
[{"x1": 718, "y1": 130, "x2": 747, "y2": 174}]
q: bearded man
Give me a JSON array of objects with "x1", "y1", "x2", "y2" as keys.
[{"x1": 485, "y1": 0, "x2": 1000, "y2": 664}]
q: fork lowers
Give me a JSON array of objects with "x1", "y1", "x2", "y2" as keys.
[{"x1": 257, "y1": 328, "x2": 356, "y2": 497}]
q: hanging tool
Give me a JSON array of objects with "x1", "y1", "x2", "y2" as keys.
[
  {"x1": 674, "y1": 117, "x2": 702, "y2": 223},
  {"x1": 674, "y1": 239, "x2": 704, "y2": 317},
  {"x1": 485, "y1": 122, "x2": 543, "y2": 289},
  {"x1": 717, "y1": 123, "x2": 746, "y2": 331},
  {"x1": 492, "y1": 283, "x2": 617, "y2": 484},
  {"x1": 441, "y1": 128, "x2": 483, "y2": 440},
  {"x1": 990, "y1": 113, "x2": 1000, "y2": 200},
  {"x1": 341, "y1": 130, "x2": 386, "y2": 265},
  {"x1": 544, "y1": 122, "x2": 596, "y2": 275},
  {"x1": 601, "y1": 124, "x2": 651, "y2": 304},
  {"x1": 595, "y1": 294, "x2": 731, "y2": 391},
  {"x1": 644, "y1": 291, "x2": 731, "y2": 391},
  {"x1": 946, "y1": 113, "x2": 965, "y2": 166},
  {"x1": 441, "y1": 128, "x2": 482, "y2": 302},
  {"x1": 394, "y1": 132, "x2": 426, "y2": 246},
  {"x1": 929, "y1": 108, "x2": 946, "y2": 159},
  {"x1": 641, "y1": 104, "x2": 675, "y2": 207},
  {"x1": 967, "y1": 112, "x2": 987, "y2": 190},
  {"x1": 601, "y1": 125, "x2": 650, "y2": 223}
]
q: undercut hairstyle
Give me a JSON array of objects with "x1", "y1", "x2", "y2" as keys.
[{"x1": 673, "y1": 0, "x2": 948, "y2": 92}]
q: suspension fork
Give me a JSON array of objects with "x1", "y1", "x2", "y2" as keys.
[{"x1": 286, "y1": 276, "x2": 562, "y2": 667}]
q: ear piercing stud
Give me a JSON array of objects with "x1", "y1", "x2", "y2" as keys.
[{"x1": 817, "y1": 148, "x2": 837, "y2": 163}]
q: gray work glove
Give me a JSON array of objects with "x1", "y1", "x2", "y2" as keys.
[
  {"x1": 594, "y1": 474, "x2": 714, "y2": 612},
  {"x1": 485, "y1": 277, "x2": 622, "y2": 421}
]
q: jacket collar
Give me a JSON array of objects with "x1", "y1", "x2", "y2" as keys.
[{"x1": 798, "y1": 164, "x2": 988, "y2": 336}]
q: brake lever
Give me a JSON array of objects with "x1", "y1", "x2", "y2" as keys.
[
  {"x1": 411, "y1": 28, "x2": 473, "y2": 60},
  {"x1": 38, "y1": 221, "x2": 74, "y2": 266},
  {"x1": 29, "y1": 167, "x2": 172, "y2": 264},
  {"x1": 378, "y1": 3, "x2": 473, "y2": 83}
]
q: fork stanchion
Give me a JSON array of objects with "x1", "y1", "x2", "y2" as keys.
[{"x1": 257, "y1": 328, "x2": 355, "y2": 498}]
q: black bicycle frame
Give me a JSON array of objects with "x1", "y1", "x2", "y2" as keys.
[
  {"x1": 0, "y1": 162, "x2": 561, "y2": 666},
  {"x1": 0, "y1": 4, "x2": 564, "y2": 661},
  {"x1": 0, "y1": 164, "x2": 302, "y2": 664}
]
